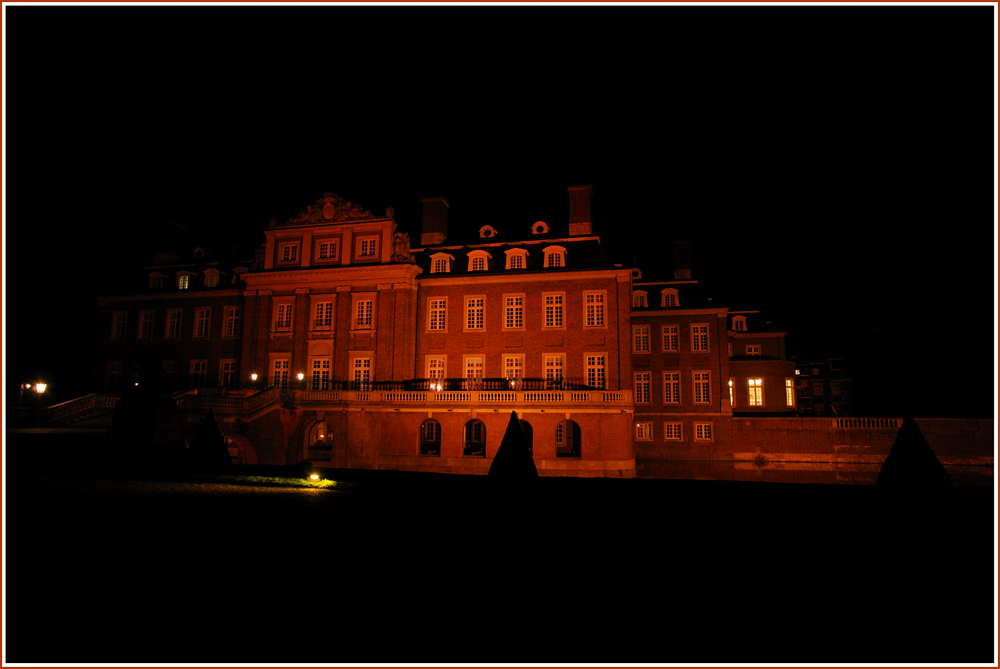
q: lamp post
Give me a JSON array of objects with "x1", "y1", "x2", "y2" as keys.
[{"x1": 250, "y1": 373, "x2": 258, "y2": 391}]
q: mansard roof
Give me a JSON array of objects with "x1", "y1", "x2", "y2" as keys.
[{"x1": 413, "y1": 237, "x2": 614, "y2": 276}]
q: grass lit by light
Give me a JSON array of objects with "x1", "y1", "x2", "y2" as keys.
[{"x1": 205, "y1": 475, "x2": 338, "y2": 490}]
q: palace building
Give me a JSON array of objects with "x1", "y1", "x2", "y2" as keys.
[{"x1": 93, "y1": 186, "x2": 800, "y2": 477}]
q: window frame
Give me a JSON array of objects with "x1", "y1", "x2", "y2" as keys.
[
  {"x1": 693, "y1": 370, "x2": 711, "y2": 405},
  {"x1": 193, "y1": 307, "x2": 211, "y2": 339},
  {"x1": 694, "y1": 422, "x2": 714, "y2": 442},
  {"x1": 223, "y1": 307, "x2": 240, "y2": 338},
  {"x1": 664, "y1": 422, "x2": 683, "y2": 441},
  {"x1": 426, "y1": 355, "x2": 447, "y2": 381},
  {"x1": 427, "y1": 297, "x2": 448, "y2": 332},
  {"x1": 664, "y1": 371, "x2": 681, "y2": 404},
  {"x1": 542, "y1": 245, "x2": 567, "y2": 268},
  {"x1": 467, "y1": 250, "x2": 492, "y2": 272},
  {"x1": 732, "y1": 315, "x2": 747, "y2": 331},
  {"x1": 585, "y1": 353, "x2": 606, "y2": 390},
  {"x1": 785, "y1": 378, "x2": 796, "y2": 407},
  {"x1": 632, "y1": 290, "x2": 648, "y2": 308},
  {"x1": 274, "y1": 302, "x2": 293, "y2": 332},
  {"x1": 542, "y1": 292, "x2": 566, "y2": 330},
  {"x1": 661, "y1": 289, "x2": 679, "y2": 307},
  {"x1": 353, "y1": 296, "x2": 375, "y2": 331},
  {"x1": 691, "y1": 323, "x2": 710, "y2": 352},
  {"x1": 220, "y1": 359, "x2": 237, "y2": 388},
  {"x1": 635, "y1": 422, "x2": 653, "y2": 441},
  {"x1": 165, "y1": 309, "x2": 182, "y2": 339},
  {"x1": 111, "y1": 311, "x2": 128, "y2": 340},
  {"x1": 464, "y1": 295, "x2": 486, "y2": 332},
  {"x1": 429, "y1": 252, "x2": 454, "y2": 274},
  {"x1": 748, "y1": 378, "x2": 764, "y2": 406},
  {"x1": 313, "y1": 301, "x2": 334, "y2": 330},
  {"x1": 138, "y1": 310, "x2": 154, "y2": 340},
  {"x1": 316, "y1": 239, "x2": 340, "y2": 262},
  {"x1": 190, "y1": 359, "x2": 208, "y2": 386},
  {"x1": 634, "y1": 371, "x2": 651, "y2": 404},
  {"x1": 746, "y1": 344, "x2": 761, "y2": 358},
  {"x1": 662, "y1": 324, "x2": 679, "y2": 352},
  {"x1": 356, "y1": 235, "x2": 379, "y2": 260},
  {"x1": 583, "y1": 291, "x2": 607, "y2": 329},
  {"x1": 272, "y1": 358, "x2": 291, "y2": 389},
  {"x1": 278, "y1": 241, "x2": 300, "y2": 264},
  {"x1": 543, "y1": 353, "x2": 565, "y2": 388},
  {"x1": 503, "y1": 293, "x2": 525, "y2": 330},
  {"x1": 505, "y1": 248, "x2": 528, "y2": 270},
  {"x1": 633, "y1": 325, "x2": 651, "y2": 353},
  {"x1": 503, "y1": 354, "x2": 524, "y2": 381}
]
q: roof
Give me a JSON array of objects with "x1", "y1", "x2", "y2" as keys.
[{"x1": 414, "y1": 237, "x2": 615, "y2": 276}]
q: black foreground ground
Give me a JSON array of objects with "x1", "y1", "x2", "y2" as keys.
[{"x1": 4, "y1": 430, "x2": 996, "y2": 664}]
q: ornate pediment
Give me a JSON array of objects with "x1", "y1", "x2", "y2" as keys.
[{"x1": 271, "y1": 193, "x2": 387, "y2": 227}]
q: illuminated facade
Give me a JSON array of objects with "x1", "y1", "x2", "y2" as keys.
[{"x1": 93, "y1": 186, "x2": 796, "y2": 476}]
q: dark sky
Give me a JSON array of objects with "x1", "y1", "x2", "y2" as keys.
[{"x1": 4, "y1": 5, "x2": 994, "y2": 418}]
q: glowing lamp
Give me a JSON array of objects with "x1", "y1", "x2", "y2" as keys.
[
  {"x1": 251, "y1": 373, "x2": 258, "y2": 381},
  {"x1": 309, "y1": 473, "x2": 320, "y2": 481},
  {"x1": 34, "y1": 383, "x2": 46, "y2": 394},
  {"x1": 297, "y1": 373, "x2": 305, "y2": 381}
]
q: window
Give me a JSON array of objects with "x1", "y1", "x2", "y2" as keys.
[
  {"x1": 504, "y1": 295, "x2": 524, "y2": 329},
  {"x1": 729, "y1": 378, "x2": 735, "y2": 408},
  {"x1": 420, "y1": 419, "x2": 442, "y2": 456},
  {"x1": 748, "y1": 378, "x2": 764, "y2": 406},
  {"x1": 728, "y1": 343, "x2": 733, "y2": 358},
  {"x1": 543, "y1": 293, "x2": 564, "y2": 328},
  {"x1": 664, "y1": 422, "x2": 682, "y2": 441},
  {"x1": 504, "y1": 355, "x2": 524, "y2": 381},
  {"x1": 695, "y1": 423, "x2": 713, "y2": 441},
  {"x1": 786, "y1": 379, "x2": 795, "y2": 407},
  {"x1": 691, "y1": 324, "x2": 709, "y2": 351},
  {"x1": 111, "y1": 312, "x2": 127, "y2": 340},
  {"x1": 584, "y1": 292, "x2": 605, "y2": 327},
  {"x1": 309, "y1": 422, "x2": 332, "y2": 461},
  {"x1": 467, "y1": 250, "x2": 491, "y2": 272},
  {"x1": 190, "y1": 360, "x2": 208, "y2": 386},
  {"x1": 275, "y1": 304, "x2": 293, "y2": 332},
  {"x1": 830, "y1": 382, "x2": 842, "y2": 396},
  {"x1": 635, "y1": 372, "x2": 651, "y2": 404},
  {"x1": 358, "y1": 237, "x2": 378, "y2": 258},
  {"x1": 556, "y1": 419, "x2": 580, "y2": 457},
  {"x1": 427, "y1": 356, "x2": 446, "y2": 382},
  {"x1": 479, "y1": 225, "x2": 498, "y2": 238},
  {"x1": 314, "y1": 302, "x2": 333, "y2": 330},
  {"x1": 355, "y1": 299, "x2": 373, "y2": 330},
  {"x1": 272, "y1": 359, "x2": 290, "y2": 389},
  {"x1": 311, "y1": 358, "x2": 331, "y2": 391},
  {"x1": 318, "y1": 240, "x2": 339, "y2": 260},
  {"x1": 732, "y1": 316, "x2": 747, "y2": 331},
  {"x1": 543, "y1": 246, "x2": 566, "y2": 268},
  {"x1": 148, "y1": 274, "x2": 165, "y2": 289},
  {"x1": 224, "y1": 307, "x2": 240, "y2": 337},
  {"x1": 106, "y1": 361, "x2": 123, "y2": 389},
  {"x1": 464, "y1": 420, "x2": 486, "y2": 456},
  {"x1": 429, "y1": 298, "x2": 447, "y2": 331},
  {"x1": 633, "y1": 326, "x2": 650, "y2": 353},
  {"x1": 221, "y1": 360, "x2": 237, "y2": 388},
  {"x1": 664, "y1": 372, "x2": 681, "y2": 404},
  {"x1": 280, "y1": 243, "x2": 299, "y2": 262},
  {"x1": 633, "y1": 291, "x2": 647, "y2": 308},
  {"x1": 464, "y1": 356, "x2": 484, "y2": 389},
  {"x1": 505, "y1": 248, "x2": 528, "y2": 270},
  {"x1": 465, "y1": 296, "x2": 484, "y2": 330},
  {"x1": 586, "y1": 354, "x2": 606, "y2": 389},
  {"x1": 204, "y1": 271, "x2": 219, "y2": 288},
  {"x1": 662, "y1": 325, "x2": 679, "y2": 352},
  {"x1": 162, "y1": 360, "x2": 177, "y2": 386},
  {"x1": 693, "y1": 371, "x2": 711, "y2": 404},
  {"x1": 194, "y1": 308, "x2": 211, "y2": 338},
  {"x1": 532, "y1": 221, "x2": 550, "y2": 234},
  {"x1": 813, "y1": 382, "x2": 824, "y2": 396},
  {"x1": 138, "y1": 311, "x2": 154, "y2": 340},
  {"x1": 232, "y1": 267, "x2": 247, "y2": 284},
  {"x1": 661, "y1": 289, "x2": 679, "y2": 307},
  {"x1": 353, "y1": 357, "x2": 371, "y2": 388},
  {"x1": 429, "y1": 253, "x2": 454, "y2": 274},
  {"x1": 635, "y1": 422, "x2": 653, "y2": 441},
  {"x1": 746, "y1": 345, "x2": 761, "y2": 358},
  {"x1": 177, "y1": 274, "x2": 191, "y2": 290},
  {"x1": 544, "y1": 355, "x2": 564, "y2": 388},
  {"x1": 165, "y1": 309, "x2": 181, "y2": 339}
]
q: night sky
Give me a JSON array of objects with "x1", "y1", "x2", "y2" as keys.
[{"x1": 3, "y1": 5, "x2": 994, "y2": 419}]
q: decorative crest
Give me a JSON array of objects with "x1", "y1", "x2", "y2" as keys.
[{"x1": 271, "y1": 193, "x2": 379, "y2": 227}]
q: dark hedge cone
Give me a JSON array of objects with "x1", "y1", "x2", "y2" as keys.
[
  {"x1": 877, "y1": 417, "x2": 951, "y2": 489},
  {"x1": 489, "y1": 410, "x2": 538, "y2": 480}
]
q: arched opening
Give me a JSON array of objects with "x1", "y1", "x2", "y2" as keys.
[
  {"x1": 556, "y1": 419, "x2": 581, "y2": 458},
  {"x1": 420, "y1": 418, "x2": 441, "y2": 456},
  {"x1": 464, "y1": 419, "x2": 486, "y2": 457},
  {"x1": 307, "y1": 421, "x2": 332, "y2": 461},
  {"x1": 519, "y1": 419, "x2": 534, "y2": 457}
]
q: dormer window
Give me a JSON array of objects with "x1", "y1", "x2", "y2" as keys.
[
  {"x1": 429, "y1": 252, "x2": 455, "y2": 274},
  {"x1": 176, "y1": 271, "x2": 195, "y2": 290},
  {"x1": 232, "y1": 266, "x2": 248, "y2": 284},
  {"x1": 467, "y1": 250, "x2": 492, "y2": 272},
  {"x1": 542, "y1": 245, "x2": 566, "y2": 268},
  {"x1": 193, "y1": 247, "x2": 206, "y2": 259},
  {"x1": 532, "y1": 221, "x2": 550, "y2": 235},
  {"x1": 479, "y1": 225, "x2": 498, "y2": 239},
  {"x1": 203, "y1": 269, "x2": 221, "y2": 288},
  {"x1": 148, "y1": 272, "x2": 167, "y2": 289},
  {"x1": 732, "y1": 316, "x2": 747, "y2": 331},
  {"x1": 661, "y1": 289, "x2": 679, "y2": 307},
  {"x1": 632, "y1": 290, "x2": 648, "y2": 308},
  {"x1": 632, "y1": 268, "x2": 642, "y2": 280},
  {"x1": 505, "y1": 248, "x2": 528, "y2": 270},
  {"x1": 279, "y1": 241, "x2": 300, "y2": 263}
]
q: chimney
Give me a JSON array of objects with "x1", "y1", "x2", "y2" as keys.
[
  {"x1": 673, "y1": 241, "x2": 692, "y2": 280},
  {"x1": 567, "y1": 185, "x2": 593, "y2": 236},
  {"x1": 420, "y1": 197, "x2": 449, "y2": 246}
]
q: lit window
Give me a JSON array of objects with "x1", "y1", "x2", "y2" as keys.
[
  {"x1": 786, "y1": 379, "x2": 795, "y2": 407},
  {"x1": 746, "y1": 345, "x2": 761, "y2": 358},
  {"x1": 691, "y1": 324, "x2": 709, "y2": 351},
  {"x1": 748, "y1": 378, "x2": 764, "y2": 406},
  {"x1": 633, "y1": 326, "x2": 650, "y2": 353},
  {"x1": 194, "y1": 308, "x2": 211, "y2": 338},
  {"x1": 138, "y1": 311, "x2": 154, "y2": 340},
  {"x1": 355, "y1": 300, "x2": 373, "y2": 330},
  {"x1": 663, "y1": 325, "x2": 679, "y2": 352},
  {"x1": 429, "y1": 298, "x2": 447, "y2": 331},
  {"x1": 635, "y1": 372, "x2": 651, "y2": 404},
  {"x1": 635, "y1": 422, "x2": 653, "y2": 441},
  {"x1": 177, "y1": 274, "x2": 190, "y2": 290},
  {"x1": 693, "y1": 371, "x2": 711, "y2": 404},
  {"x1": 695, "y1": 423, "x2": 713, "y2": 441},
  {"x1": 465, "y1": 297, "x2": 484, "y2": 330},
  {"x1": 427, "y1": 357, "x2": 446, "y2": 380},
  {"x1": 584, "y1": 292, "x2": 605, "y2": 327},
  {"x1": 504, "y1": 355, "x2": 524, "y2": 380},
  {"x1": 544, "y1": 293, "x2": 564, "y2": 328},
  {"x1": 729, "y1": 378, "x2": 735, "y2": 408},
  {"x1": 224, "y1": 307, "x2": 240, "y2": 337},
  {"x1": 204, "y1": 272, "x2": 219, "y2": 288},
  {"x1": 664, "y1": 423, "x2": 682, "y2": 441},
  {"x1": 661, "y1": 289, "x2": 679, "y2": 307},
  {"x1": 111, "y1": 311, "x2": 127, "y2": 340},
  {"x1": 165, "y1": 309, "x2": 181, "y2": 339},
  {"x1": 543, "y1": 245, "x2": 566, "y2": 268},
  {"x1": 504, "y1": 296, "x2": 524, "y2": 329},
  {"x1": 586, "y1": 354, "x2": 606, "y2": 389},
  {"x1": 544, "y1": 355, "x2": 564, "y2": 388},
  {"x1": 275, "y1": 304, "x2": 293, "y2": 331},
  {"x1": 465, "y1": 357, "x2": 484, "y2": 389},
  {"x1": 314, "y1": 302, "x2": 333, "y2": 329},
  {"x1": 664, "y1": 372, "x2": 680, "y2": 404}
]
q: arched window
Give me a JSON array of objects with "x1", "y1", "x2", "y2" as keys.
[
  {"x1": 732, "y1": 315, "x2": 746, "y2": 331},
  {"x1": 420, "y1": 418, "x2": 441, "y2": 456},
  {"x1": 307, "y1": 421, "x2": 332, "y2": 461},
  {"x1": 532, "y1": 221, "x2": 550, "y2": 235},
  {"x1": 632, "y1": 268, "x2": 642, "y2": 280},
  {"x1": 661, "y1": 289, "x2": 679, "y2": 307},
  {"x1": 632, "y1": 290, "x2": 648, "y2": 308},
  {"x1": 556, "y1": 419, "x2": 581, "y2": 458},
  {"x1": 430, "y1": 252, "x2": 455, "y2": 274},
  {"x1": 505, "y1": 248, "x2": 529, "y2": 270},
  {"x1": 543, "y1": 245, "x2": 567, "y2": 268},
  {"x1": 464, "y1": 419, "x2": 486, "y2": 456},
  {"x1": 467, "y1": 250, "x2": 492, "y2": 272},
  {"x1": 148, "y1": 272, "x2": 167, "y2": 289},
  {"x1": 203, "y1": 269, "x2": 221, "y2": 288},
  {"x1": 479, "y1": 225, "x2": 499, "y2": 239}
]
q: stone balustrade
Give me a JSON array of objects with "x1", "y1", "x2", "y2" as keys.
[{"x1": 293, "y1": 388, "x2": 632, "y2": 407}]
